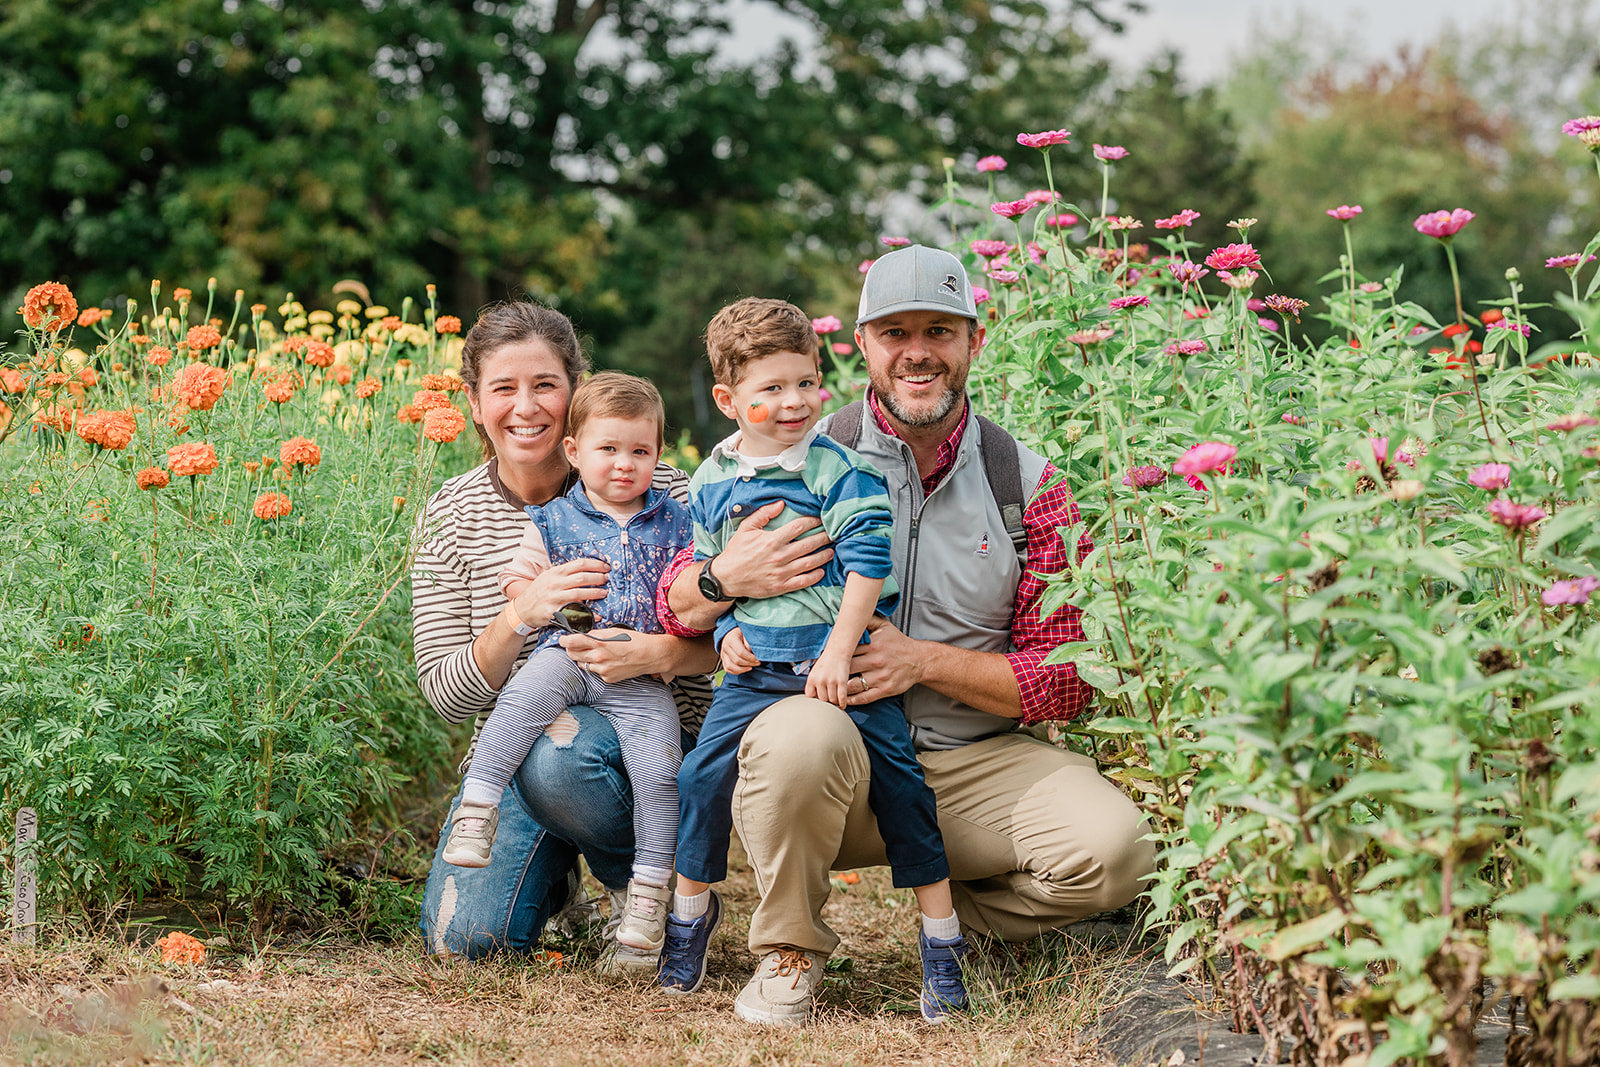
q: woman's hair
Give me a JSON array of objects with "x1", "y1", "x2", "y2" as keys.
[
  {"x1": 458, "y1": 301, "x2": 590, "y2": 460},
  {"x1": 567, "y1": 371, "x2": 666, "y2": 451}
]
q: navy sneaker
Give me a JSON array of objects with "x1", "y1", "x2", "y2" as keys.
[
  {"x1": 658, "y1": 889, "x2": 722, "y2": 995},
  {"x1": 918, "y1": 930, "x2": 970, "y2": 1022}
]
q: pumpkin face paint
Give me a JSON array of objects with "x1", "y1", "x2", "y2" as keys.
[{"x1": 747, "y1": 401, "x2": 770, "y2": 422}]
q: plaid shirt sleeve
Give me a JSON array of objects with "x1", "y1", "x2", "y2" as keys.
[
  {"x1": 656, "y1": 546, "x2": 712, "y2": 638},
  {"x1": 1006, "y1": 463, "x2": 1095, "y2": 725}
]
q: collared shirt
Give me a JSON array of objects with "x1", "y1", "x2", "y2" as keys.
[
  {"x1": 657, "y1": 395, "x2": 1094, "y2": 727},
  {"x1": 866, "y1": 390, "x2": 968, "y2": 498},
  {"x1": 707, "y1": 425, "x2": 819, "y2": 479}
]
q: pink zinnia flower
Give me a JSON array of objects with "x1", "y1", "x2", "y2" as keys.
[
  {"x1": 972, "y1": 285, "x2": 990, "y2": 304},
  {"x1": 1017, "y1": 129, "x2": 1070, "y2": 149},
  {"x1": 879, "y1": 236, "x2": 911, "y2": 248},
  {"x1": 859, "y1": 259, "x2": 874, "y2": 274},
  {"x1": 991, "y1": 199, "x2": 1032, "y2": 219},
  {"x1": 1045, "y1": 213, "x2": 1079, "y2": 229},
  {"x1": 1487, "y1": 498, "x2": 1547, "y2": 530},
  {"x1": 1468, "y1": 463, "x2": 1511, "y2": 490},
  {"x1": 1542, "y1": 575, "x2": 1600, "y2": 607},
  {"x1": 1024, "y1": 189, "x2": 1057, "y2": 206},
  {"x1": 1359, "y1": 282, "x2": 1384, "y2": 293},
  {"x1": 1326, "y1": 205, "x2": 1363, "y2": 221},
  {"x1": 1027, "y1": 241, "x2": 1047, "y2": 266},
  {"x1": 1155, "y1": 209, "x2": 1201, "y2": 230},
  {"x1": 988, "y1": 268, "x2": 1020, "y2": 284},
  {"x1": 1561, "y1": 116, "x2": 1600, "y2": 136},
  {"x1": 1547, "y1": 413, "x2": 1600, "y2": 432},
  {"x1": 1122, "y1": 465, "x2": 1166, "y2": 487},
  {"x1": 975, "y1": 155, "x2": 1007, "y2": 172},
  {"x1": 1547, "y1": 253, "x2": 1598, "y2": 270},
  {"x1": 1488, "y1": 319, "x2": 1532, "y2": 336},
  {"x1": 1173, "y1": 442, "x2": 1236, "y2": 476},
  {"x1": 1164, "y1": 339, "x2": 1208, "y2": 356},
  {"x1": 1245, "y1": 298, "x2": 1267, "y2": 312},
  {"x1": 1168, "y1": 261, "x2": 1208, "y2": 285},
  {"x1": 1258, "y1": 317, "x2": 1280, "y2": 332},
  {"x1": 811, "y1": 315, "x2": 842, "y2": 335},
  {"x1": 1093, "y1": 144, "x2": 1129, "y2": 161},
  {"x1": 1068, "y1": 327, "x2": 1116, "y2": 345},
  {"x1": 1413, "y1": 209, "x2": 1475, "y2": 239},
  {"x1": 831, "y1": 342, "x2": 853, "y2": 355},
  {"x1": 1282, "y1": 413, "x2": 1305, "y2": 426},
  {"x1": 971, "y1": 239, "x2": 1012, "y2": 259},
  {"x1": 1109, "y1": 295, "x2": 1149, "y2": 310},
  {"x1": 1205, "y1": 243, "x2": 1262, "y2": 271}
]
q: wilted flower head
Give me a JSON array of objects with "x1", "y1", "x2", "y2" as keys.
[
  {"x1": 990, "y1": 199, "x2": 1032, "y2": 219},
  {"x1": 971, "y1": 239, "x2": 1012, "y2": 259},
  {"x1": 1264, "y1": 294, "x2": 1310, "y2": 321},
  {"x1": 1227, "y1": 217, "x2": 1258, "y2": 230},
  {"x1": 1387, "y1": 479, "x2": 1424, "y2": 502},
  {"x1": 1173, "y1": 441, "x2": 1237, "y2": 476},
  {"x1": 1542, "y1": 575, "x2": 1600, "y2": 606},
  {"x1": 975, "y1": 155, "x2": 1007, "y2": 172},
  {"x1": 1413, "y1": 209, "x2": 1475, "y2": 239},
  {"x1": 1547, "y1": 412, "x2": 1600, "y2": 432},
  {"x1": 1106, "y1": 216, "x2": 1141, "y2": 231},
  {"x1": 1218, "y1": 269, "x2": 1258, "y2": 290},
  {"x1": 1155, "y1": 209, "x2": 1201, "y2": 230},
  {"x1": 1204, "y1": 243, "x2": 1262, "y2": 271},
  {"x1": 1109, "y1": 295, "x2": 1149, "y2": 310},
  {"x1": 1326, "y1": 205, "x2": 1363, "y2": 221},
  {"x1": 1164, "y1": 339, "x2": 1209, "y2": 356},
  {"x1": 1093, "y1": 144, "x2": 1128, "y2": 161},
  {"x1": 1468, "y1": 463, "x2": 1511, "y2": 490},
  {"x1": 1045, "y1": 213, "x2": 1079, "y2": 229},
  {"x1": 1017, "y1": 129, "x2": 1070, "y2": 149},
  {"x1": 1122, "y1": 465, "x2": 1167, "y2": 487},
  {"x1": 811, "y1": 315, "x2": 843, "y2": 335},
  {"x1": 1487, "y1": 497, "x2": 1546, "y2": 530}
]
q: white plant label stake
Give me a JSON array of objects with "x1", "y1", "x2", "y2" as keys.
[{"x1": 13, "y1": 807, "x2": 36, "y2": 944}]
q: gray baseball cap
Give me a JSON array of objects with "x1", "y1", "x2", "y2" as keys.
[{"x1": 857, "y1": 244, "x2": 977, "y2": 324}]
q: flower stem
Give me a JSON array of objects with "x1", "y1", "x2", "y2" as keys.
[{"x1": 1444, "y1": 241, "x2": 1466, "y2": 326}]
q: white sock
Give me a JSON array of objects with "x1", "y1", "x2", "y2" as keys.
[
  {"x1": 632, "y1": 864, "x2": 672, "y2": 888},
  {"x1": 672, "y1": 888, "x2": 710, "y2": 921},
  {"x1": 460, "y1": 780, "x2": 501, "y2": 808},
  {"x1": 922, "y1": 910, "x2": 961, "y2": 941}
]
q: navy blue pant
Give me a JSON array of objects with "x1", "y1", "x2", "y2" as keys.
[{"x1": 676, "y1": 665, "x2": 950, "y2": 889}]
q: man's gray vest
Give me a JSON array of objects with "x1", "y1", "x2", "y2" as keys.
[{"x1": 823, "y1": 402, "x2": 1050, "y2": 750}]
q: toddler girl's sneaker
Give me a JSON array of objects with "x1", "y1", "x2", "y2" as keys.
[
  {"x1": 615, "y1": 879, "x2": 672, "y2": 951},
  {"x1": 441, "y1": 801, "x2": 499, "y2": 868}
]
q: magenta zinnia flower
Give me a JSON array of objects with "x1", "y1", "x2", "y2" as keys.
[
  {"x1": 1487, "y1": 498, "x2": 1546, "y2": 530},
  {"x1": 975, "y1": 155, "x2": 1007, "y2": 172},
  {"x1": 971, "y1": 239, "x2": 1012, "y2": 259},
  {"x1": 1168, "y1": 261, "x2": 1209, "y2": 285},
  {"x1": 1413, "y1": 209, "x2": 1475, "y2": 239},
  {"x1": 1155, "y1": 209, "x2": 1201, "y2": 230},
  {"x1": 1093, "y1": 144, "x2": 1128, "y2": 161},
  {"x1": 1547, "y1": 253, "x2": 1598, "y2": 270},
  {"x1": 990, "y1": 199, "x2": 1032, "y2": 219},
  {"x1": 1204, "y1": 243, "x2": 1262, "y2": 271},
  {"x1": 1027, "y1": 241, "x2": 1047, "y2": 266},
  {"x1": 1258, "y1": 317, "x2": 1280, "y2": 332},
  {"x1": 1547, "y1": 413, "x2": 1600, "y2": 432},
  {"x1": 1326, "y1": 205, "x2": 1363, "y2": 221},
  {"x1": 988, "y1": 268, "x2": 1020, "y2": 284},
  {"x1": 1468, "y1": 463, "x2": 1510, "y2": 490},
  {"x1": 1017, "y1": 129, "x2": 1070, "y2": 149},
  {"x1": 1122, "y1": 465, "x2": 1166, "y2": 487},
  {"x1": 1164, "y1": 339, "x2": 1208, "y2": 356},
  {"x1": 971, "y1": 285, "x2": 990, "y2": 304},
  {"x1": 1561, "y1": 115, "x2": 1600, "y2": 136},
  {"x1": 858, "y1": 259, "x2": 874, "y2": 274},
  {"x1": 1264, "y1": 294, "x2": 1310, "y2": 321},
  {"x1": 1109, "y1": 295, "x2": 1149, "y2": 310},
  {"x1": 879, "y1": 236, "x2": 911, "y2": 248},
  {"x1": 1488, "y1": 320, "x2": 1532, "y2": 336},
  {"x1": 1045, "y1": 213, "x2": 1079, "y2": 229},
  {"x1": 1542, "y1": 575, "x2": 1599, "y2": 607}
]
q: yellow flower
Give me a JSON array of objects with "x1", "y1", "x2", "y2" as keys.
[
  {"x1": 284, "y1": 315, "x2": 308, "y2": 332},
  {"x1": 365, "y1": 306, "x2": 390, "y2": 319},
  {"x1": 394, "y1": 323, "x2": 430, "y2": 347},
  {"x1": 308, "y1": 310, "x2": 335, "y2": 325},
  {"x1": 309, "y1": 323, "x2": 335, "y2": 340},
  {"x1": 335, "y1": 299, "x2": 363, "y2": 316}
]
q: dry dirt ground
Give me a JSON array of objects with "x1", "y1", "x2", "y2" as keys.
[{"x1": 0, "y1": 839, "x2": 1199, "y2": 1067}]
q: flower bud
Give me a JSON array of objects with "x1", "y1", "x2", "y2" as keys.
[
  {"x1": 1388, "y1": 479, "x2": 1423, "y2": 502},
  {"x1": 1505, "y1": 267, "x2": 1520, "y2": 282}
]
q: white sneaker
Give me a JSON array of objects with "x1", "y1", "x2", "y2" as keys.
[
  {"x1": 441, "y1": 801, "x2": 498, "y2": 868},
  {"x1": 733, "y1": 948, "x2": 827, "y2": 1026},
  {"x1": 614, "y1": 879, "x2": 671, "y2": 951},
  {"x1": 596, "y1": 888, "x2": 662, "y2": 980}
]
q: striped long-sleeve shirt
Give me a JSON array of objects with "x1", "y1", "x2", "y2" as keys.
[
  {"x1": 690, "y1": 430, "x2": 896, "y2": 662},
  {"x1": 411, "y1": 458, "x2": 711, "y2": 770}
]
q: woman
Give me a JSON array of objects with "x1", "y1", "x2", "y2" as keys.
[{"x1": 413, "y1": 301, "x2": 717, "y2": 972}]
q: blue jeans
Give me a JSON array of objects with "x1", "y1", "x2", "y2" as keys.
[{"x1": 419, "y1": 705, "x2": 636, "y2": 958}]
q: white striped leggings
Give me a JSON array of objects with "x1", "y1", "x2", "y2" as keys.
[{"x1": 463, "y1": 647, "x2": 683, "y2": 879}]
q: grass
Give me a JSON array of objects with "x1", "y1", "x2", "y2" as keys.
[{"x1": 1, "y1": 837, "x2": 1162, "y2": 1066}]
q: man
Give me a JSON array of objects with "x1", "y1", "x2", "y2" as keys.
[{"x1": 656, "y1": 244, "x2": 1155, "y2": 1025}]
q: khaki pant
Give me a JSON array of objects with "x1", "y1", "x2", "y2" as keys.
[{"x1": 730, "y1": 696, "x2": 1157, "y2": 956}]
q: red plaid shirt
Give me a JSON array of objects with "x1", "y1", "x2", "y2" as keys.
[{"x1": 657, "y1": 401, "x2": 1094, "y2": 725}]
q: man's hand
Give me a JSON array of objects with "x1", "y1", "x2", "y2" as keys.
[
  {"x1": 716, "y1": 501, "x2": 833, "y2": 599},
  {"x1": 845, "y1": 617, "x2": 926, "y2": 706},
  {"x1": 719, "y1": 627, "x2": 760, "y2": 675}
]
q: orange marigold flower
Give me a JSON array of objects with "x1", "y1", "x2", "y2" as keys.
[
  {"x1": 147, "y1": 346, "x2": 173, "y2": 367},
  {"x1": 171, "y1": 287, "x2": 192, "y2": 302},
  {"x1": 263, "y1": 374, "x2": 297, "y2": 404},
  {"x1": 167, "y1": 441, "x2": 219, "y2": 477},
  {"x1": 130, "y1": 334, "x2": 151, "y2": 345},
  {"x1": 244, "y1": 460, "x2": 260, "y2": 473},
  {"x1": 21, "y1": 282, "x2": 78, "y2": 332},
  {"x1": 186, "y1": 324, "x2": 222, "y2": 351},
  {"x1": 33, "y1": 404, "x2": 74, "y2": 433},
  {"x1": 155, "y1": 931, "x2": 206, "y2": 965},
  {"x1": 250, "y1": 303, "x2": 267, "y2": 316},
  {"x1": 86, "y1": 499, "x2": 110, "y2": 522},
  {"x1": 136, "y1": 466, "x2": 170, "y2": 490},
  {"x1": 379, "y1": 315, "x2": 401, "y2": 331},
  {"x1": 76, "y1": 409, "x2": 137, "y2": 451},
  {"x1": 423, "y1": 405, "x2": 467, "y2": 443},
  {"x1": 111, "y1": 362, "x2": 124, "y2": 372},
  {"x1": 283, "y1": 336, "x2": 309, "y2": 354},
  {"x1": 435, "y1": 315, "x2": 462, "y2": 334},
  {"x1": 355, "y1": 376, "x2": 382, "y2": 399},
  {"x1": 303, "y1": 340, "x2": 336, "y2": 368},
  {"x1": 413, "y1": 388, "x2": 451, "y2": 411},
  {"x1": 331, "y1": 363, "x2": 353, "y2": 386},
  {"x1": 2, "y1": 367, "x2": 31, "y2": 393},
  {"x1": 77, "y1": 367, "x2": 98, "y2": 388},
  {"x1": 173, "y1": 362, "x2": 229, "y2": 411},
  {"x1": 77, "y1": 307, "x2": 107, "y2": 328},
  {"x1": 253, "y1": 491, "x2": 293, "y2": 521},
  {"x1": 43, "y1": 372, "x2": 70, "y2": 388},
  {"x1": 420, "y1": 373, "x2": 459, "y2": 392},
  {"x1": 396, "y1": 403, "x2": 422, "y2": 424},
  {"x1": 280, "y1": 436, "x2": 322, "y2": 469}
]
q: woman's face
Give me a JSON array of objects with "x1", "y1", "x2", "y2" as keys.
[{"x1": 466, "y1": 340, "x2": 573, "y2": 469}]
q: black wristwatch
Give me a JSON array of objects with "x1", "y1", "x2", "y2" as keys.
[{"x1": 697, "y1": 556, "x2": 736, "y2": 602}]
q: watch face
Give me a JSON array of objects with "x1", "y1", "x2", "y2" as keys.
[{"x1": 698, "y1": 561, "x2": 725, "y2": 600}]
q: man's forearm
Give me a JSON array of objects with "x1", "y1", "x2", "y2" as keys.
[
  {"x1": 664, "y1": 559, "x2": 732, "y2": 634},
  {"x1": 918, "y1": 641, "x2": 1023, "y2": 719}
]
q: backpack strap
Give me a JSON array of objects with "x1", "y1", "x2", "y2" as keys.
[
  {"x1": 976, "y1": 415, "x2": 1028, "y2": 562},
  {"x1": 829, "y1": 399, "x2": 865, "y2": 449}
]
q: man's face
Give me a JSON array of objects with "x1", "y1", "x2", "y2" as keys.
[{"x1": 855, "y1": 310, "x2": 983, "y2": 430}]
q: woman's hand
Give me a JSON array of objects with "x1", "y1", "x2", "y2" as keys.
[
  {"x1": 560, "y1": 630, "x2": 715, "y2": 684},
  {"x1": 719, "y1": 628, "x2": 759, "y2": 675},
  {"x1": 715, "y1": 501, "x2": 835, "y2": 600},
  {"x1": 510, "y1": 557, "x2": 609, "y2": 631}
]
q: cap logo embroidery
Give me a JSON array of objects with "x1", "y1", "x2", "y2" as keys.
[{"x1": 940, "y1": 273, "x2": 960, "y2": 294}]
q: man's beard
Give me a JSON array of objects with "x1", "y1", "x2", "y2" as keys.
[{"x1": 871, "y1": 361, "x2": 968, "y2": 428}]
